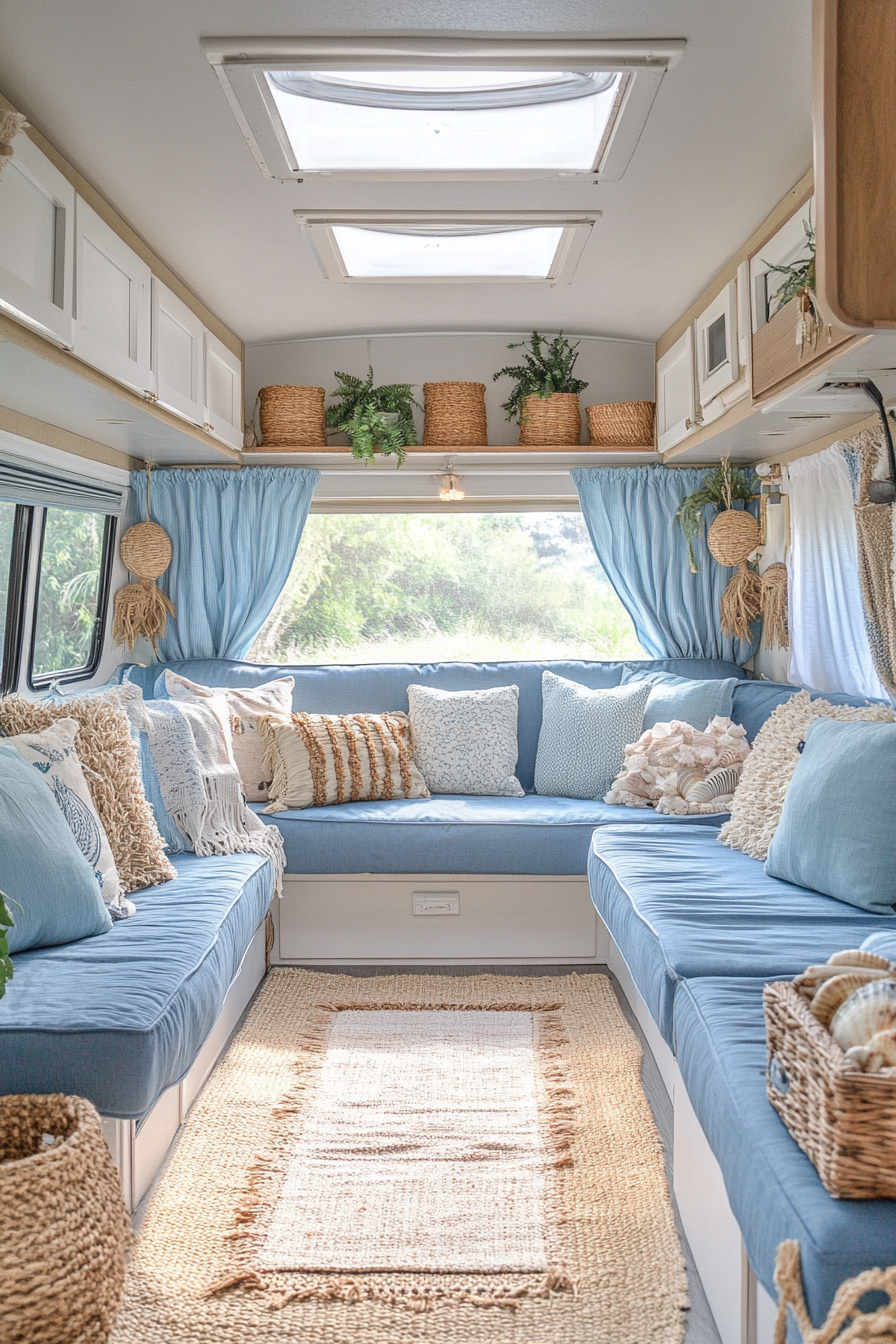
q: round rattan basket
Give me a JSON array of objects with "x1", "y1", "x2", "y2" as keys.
[
  {"x1": 0, "y1": 1093, "x2": 131, "y2": 1343},
  {"x1": 518, "y1": 392, "x2": 581, "y2": 446},
  {"x1": 707, "y1": 508, "x2": 761, "y2": 567},
  {"x1": 586, "y1": 400, "x2": 655, "y2": 448},
  {"x1": 258, "y1": 385, "x2": 326, "y2": 448},
  {"x1": 423, "y1": 382, "x2": 487, "y2": 446}
]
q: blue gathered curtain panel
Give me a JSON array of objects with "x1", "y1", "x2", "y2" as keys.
[
  {"x1": 128, "y1": 466, "x2": 319, "y2": 661},
  {"x1": 571, "y1": 465, "x2": 760, "y2": 664}
]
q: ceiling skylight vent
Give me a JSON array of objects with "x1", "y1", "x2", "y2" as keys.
[{"x1": 203, "y1": 38, "x2": 685, "y2": 181}]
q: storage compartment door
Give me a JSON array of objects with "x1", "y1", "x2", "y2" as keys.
[
  {"x1": 695, "y1": 280, "x2": 739, "y2": 405},
  {"x1": 0, "y1": 134, "x2": 74, "y2": 347},
  {"x1": 203, "y1": 330, "x2": 243, "y2": 449},
  {"x1": 73, "y1": 198, "x2": 151, "y2": 393},
  {"x1": 656, "y1": 326, "x2": 696, "y2": 453},
  {"x1": 151, "y1": 278, "x2": 204, "y2": 423}
]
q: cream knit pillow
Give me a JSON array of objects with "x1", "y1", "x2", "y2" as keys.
[{"x1": 719, "y1": 690, "x2": 895, "y2": 861}]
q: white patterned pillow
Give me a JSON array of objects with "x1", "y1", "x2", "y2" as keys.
[
  {"x1": 534, "y1": 672, "x2": 651, "y2": 800},
  {"x1": 3, "y1": 718, "x2": 132, "y2": 915},
  {"x1": 406, "y1": 684, "x2": 525, "y2": 797}
]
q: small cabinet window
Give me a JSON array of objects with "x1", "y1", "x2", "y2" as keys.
[
  {"x1": 73, "y1": 198, "x2": 151, "y2": 394},
  {"x1": 0, "y1": 134, "x2": 75, "y2": 347},
  {"x1": 695, "y1": 280, "x2": 739, "y2": 405},
  {"x1": 203, "y1": 331, "x2": 243, "y2": 449},
  {"x1": 29, "y1": 505, "x2": 115, "y2": 686},
  {"x1": 656, "y1": 326, "x2": 696, "y2": 453},
  {"x1": 151, "y1": 278, "x2": 205, "y2": 424}
]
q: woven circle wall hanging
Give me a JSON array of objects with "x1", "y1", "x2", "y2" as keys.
[
  {"x1": 112, "y1": 463, "x2": 176, "y2": 652},
  {"x1": 707, "y1": 504, "x2": 763, "y2": 643}
]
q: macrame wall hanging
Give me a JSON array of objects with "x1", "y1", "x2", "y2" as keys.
[
  {"x1": 0, "y1": 108, "x2": 28, "y2": 179},
  {"x1": 112, "y1": 464, "x2": 176, "y2": 652},
  {"x1": 760, "y1": 562, "x2": 789, "y2": 650},
  {"x1": 706, "y1": 488, "x2": 763, "y2": 642}
]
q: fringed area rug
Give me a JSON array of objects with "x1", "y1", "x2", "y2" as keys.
[{"x1": 111, "y1": 970, "x2": 688, "y2": 1344}]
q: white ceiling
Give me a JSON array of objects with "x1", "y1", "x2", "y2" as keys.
[{"x1": 0, "y1": 0, "x2": 812, "y2": 347}]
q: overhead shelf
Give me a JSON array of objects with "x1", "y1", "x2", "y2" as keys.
[{"x1": 245, "y1": 445, "x2": 660, "y2": 462}]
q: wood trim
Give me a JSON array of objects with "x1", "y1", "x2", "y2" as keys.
[
  {"x1": 0, "y1": 405, "x2": 138, "y2": 471},
  {"x1": 750, "y1": 295, "x2": 855, "y2": 401},
  {"x1": 245, "y1": 442, "x2": 657, "y2": 455},
  {"x1": 0, "y1": 89, "x2": 244, "y2": 360}
]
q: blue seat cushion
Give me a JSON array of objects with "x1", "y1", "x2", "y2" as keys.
[
  {"x1": 252, "y1": 794, "x2": 725, "y2": 876},
  {"x1": 0, "y1": 853, "x2": 273, "y2": 1119},
  {"x1": 673, "y1": 977, "x2": 896, "y2": 1329},
  {"x1": 587, "y1": 825, "x2": 896, "y2": 1044}
]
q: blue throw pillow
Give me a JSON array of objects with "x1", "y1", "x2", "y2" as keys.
[
  {"x1": 534, "y1": 672, "x2": 651, "y2": 800},
  {"x1": 621, "y1": 668, "x2": 738, "y2": 731},
  {"x1": 0, "y1": 745, "x2": 112, "y2": 954},
  {"x1": 765, "y1": 718, "x2": 896, "y2": 915}
]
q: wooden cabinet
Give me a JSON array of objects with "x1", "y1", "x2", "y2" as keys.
[
  {"x1": 203, "y1": 330, "x2": 243, "y2": 449},
  {"x1": 150, "y1": 278, "x2": 204, "y2": 424},
  {"x1": 73, "y1": 198, "x2": 151, "y2": 393},
  {"x1": 656, "y1": 327, "x2": 696, "y2": 453},
  {"x1": 0, "y1": 133, "x2": 74, "y2": 347}
]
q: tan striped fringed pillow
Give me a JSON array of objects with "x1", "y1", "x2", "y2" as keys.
[{"x1": 259, "y1": 712, "x2": 430, "y2": 812}]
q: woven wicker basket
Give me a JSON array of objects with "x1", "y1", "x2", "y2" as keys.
[
  {"x1": 0, "y1": 1093, "x2": 131, "y2": 1342},
  {"x1": 707, "y1": 508, "x2": 761, "y2": 566},
  {"x1": 519, "y1": 392, "x2": 581, "y2": 446},
  {"x1": 586, "y1": 400, "x2": 655, "y2": 448},
  {"x1": 764, "y1": 980, "x2": 896, "y2": 1199},
  {"x1": 423, "y1": 382, "x2": 487, "y2": 446},
  {"x1": 120, "y1": 520, "x2": 172, "y2": 580},
  {"x1": 258, "y1": 385, "x2": 326, "y2": 448}
]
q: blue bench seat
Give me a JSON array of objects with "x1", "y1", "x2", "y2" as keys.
[{"x1": 0, "y1": 853, "x2": 273, "y2": 1120}]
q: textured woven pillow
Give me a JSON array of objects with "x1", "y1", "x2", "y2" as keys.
[
  {"x1": 0, "y1": 694, "x2": 176, "y2": 892},
  {"x1": 534, "y1": 673, "x2": 650, "y2": 800},
  {"x1": 719, "y1": 690, "x2": 895, "y2": 860},
  {"x1": 406, "y1": 684, "x2": 524, "y2": 797},
  {"x1": 259, "y1": 712, "x2": 430, "y2": 812},
  {"x1": 604, "y1": 716, "x2": 751, "y2": 815},
  {"x1": 3, "y1": 718, "x2": 128, "y2": 914},
  {"x1": 164, "y1": 671, "x2": 295, "y2": 802}
]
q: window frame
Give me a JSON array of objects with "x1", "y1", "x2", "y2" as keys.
[
  {"x1": 0, "y1": 503, "x2": 34, "y2": 695},
  {"x1": 26, "y1": 508, "x2": 117, "y2": 690}
]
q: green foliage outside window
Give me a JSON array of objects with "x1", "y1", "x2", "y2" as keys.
[{"x1": 32, "y1": 507, "x2": 107, "y2": 677}]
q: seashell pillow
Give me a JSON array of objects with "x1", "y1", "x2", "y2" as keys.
[
  {"x1": 604, "y1": 715, "x2": 751, "y2": 816},
  {"x1": 719, "y1": 690, "x2": 895, "y2": 861}
]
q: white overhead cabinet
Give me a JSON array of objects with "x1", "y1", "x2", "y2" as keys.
[
  {"x1": 0, "y1": 134, "x2": 75, "y2": 347},
  {"x1": 656, "y1": 326, "x2": 696, "y2": 453},
  {"x1": 203, "y1": 330, "x2": 243, "y2": 449},
  {"x1": 73, "y1": 198, "x2": 151, "y2": 394},
  {"x1": 150, "y1": 278, "x2": 204, "y2": 424},
  {"x1": 695, "y1": 280, "x2": 739, "y2": 406}
]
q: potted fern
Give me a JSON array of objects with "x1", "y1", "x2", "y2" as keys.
[
  {"x1": 763, "y1": 217, "x2": 829, "y2": 357},
  {"x1": 493, "y1": 331, "x2": 589, "y2": 445},
  {"x1": 326, "y1": 367, "x2": 420, "y2": 466}
]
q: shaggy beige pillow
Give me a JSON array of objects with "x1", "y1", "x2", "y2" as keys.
[
  {"x1": 0, "y1": 693, "x2": 176, "y2": 892},
  {"x1": 604, "y1": 716, "x2": 751, "y2": 816},
  {"x1": 719, "y1": 690, "x2": 896, "y2": 861}
]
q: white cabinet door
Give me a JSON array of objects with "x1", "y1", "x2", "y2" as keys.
[
  {"x1": 695, "y1": 280, "x2": 739, "y2": 405},
  {"x1": 73, "y1": 198, "x2": 151, "y2": 393},
  {"x1": 656, "y1": 326, "x2": 696, "y2": 453},
  {"x1": 150, "y1": 278, "x2": 204, "y2": 423},
  {"x1": 0, "y1": 134, "x2": 74, "y2": 347},
  {"x1": 203, "y1": 330, "x2": 243, "y2": 449}
]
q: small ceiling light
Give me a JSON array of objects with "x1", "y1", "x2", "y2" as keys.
[{"x1": 439, "y1": 473, "x2": 465, "y2": 501}]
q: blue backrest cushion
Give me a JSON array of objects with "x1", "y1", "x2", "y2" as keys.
[
  {"x1": 119, "y1": 656, "x2": 744, "y2": 792},
  {"x1": 534, "y1": 673, "x2": 651, "y2": 800},
  {"x1": 0, "y1": 745, "x2": 113, "y2": 954},
  {"x1": 765, "y1": 718, "x2": 896, "y2": 915},
  {"x1": 620, "y1": 667, "x2": 738, "y2": 730},
  {"x1": 731, "y1": 679, "x2": 892, "y2": 742}
]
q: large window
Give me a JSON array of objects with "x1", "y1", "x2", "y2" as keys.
[
  {"x1": 29, "y1": 505, "x2": 115, "y2": 685},
  {"x1": 251, "y1": 512, "x2": 643, "y2": 665}
]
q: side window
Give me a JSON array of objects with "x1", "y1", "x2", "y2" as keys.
[
  {"x1": 0, "y1": 500, "x2": 15, "y2": 667},
  {"x1": 29, "y1": 506, "x2": 115, "y2": 685},
  {"x1": 0, "y1": 502, "x2": 32, "y2": 695}
]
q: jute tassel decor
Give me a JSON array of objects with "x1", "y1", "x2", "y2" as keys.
[
  {"x1": 0, "y1": 107, "x2": 27, "y2": 177},
  {"x1": 707, "y1": 480, "x2": 763, "y2": 642},
  {"x1": 773, "y1": 1239, "x2": 896, "y2": 1344},
  {"x1": 113, "y1": 464, "x2": 176, "y2": 653},
  {"x1": 760, "y1": 563, "x2": 789, "y2": 649}
]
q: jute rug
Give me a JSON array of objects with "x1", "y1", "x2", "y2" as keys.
[{"x1": 111, "y1": 970, "x2": 688, "y2": 1344}]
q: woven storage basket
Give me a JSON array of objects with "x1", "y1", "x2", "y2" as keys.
[
  {"x1": 519, "y1": 392, "x2": 581, "y2": 446},
  {"x1": 764, "y1": 980, "x2": 896, "y2": 1199},
  {"x1": 423, "y1": 382, "x2": 487, "y2": 446},
  {"x1": 586, "y1": 400, "x2": 656, "y2": 448},
  {"x1": 258, "y1": 385, "x2": 326, "y2": 448},
  {"x1": 0, "y1": 1093, "x2": 131, "y2": 1342},
  {"x1": 707, "y1": 507, "x2": 761, "y2": 566},
  {"x1": 120, "y1": 520, "x2": 171, "y2": 580}
]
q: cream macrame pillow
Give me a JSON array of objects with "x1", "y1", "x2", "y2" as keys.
[
  {"x1": 259, "y1": 711, "x2": 430, "y2": 812},
  {"x1": 719, "y1": 690, "x2": 896, "y2": 860},
  {"x1": 605, "y1": 716, "x2": 751, "y2": 816}
]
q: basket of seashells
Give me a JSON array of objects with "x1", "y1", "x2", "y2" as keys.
[{"x1": 764, "y1": 949, "x2": 896, "y2": 1199}]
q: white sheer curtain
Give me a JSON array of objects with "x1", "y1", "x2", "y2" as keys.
[{"x1": 787, "y1": 445, "x2": 890, "y2": 699}]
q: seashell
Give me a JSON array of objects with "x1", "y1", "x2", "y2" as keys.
[
  {"x1": 716, "y1": 747, "x2": 745, "y2": 767},
  {"x1": 675, "y1": 766, "x2": 706, "y2": 799},
  {"x1": 830, "y1": 979, "x2": 896, "y2": 1051},
  {"x1": 683, "y1": 765, "x2": 742, "y2": 805},
  {"x1": 795, "y1": 964, "x2": 887, "y2": 996},
  {"x1": 810, "y1": 973, "x2": 879, "y2": 1028},
  {"x1": 827, "y1": 949, "x2": 893, "y2": 972},
  {"x1": 861, "y1": 1029, "x2": 896, "y2": 1072},
  {"x1": 845, "y1": 1045, "x2": 871, "y2": 1069}
]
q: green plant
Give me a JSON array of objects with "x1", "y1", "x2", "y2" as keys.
[
  {"x1": 325, "y1": 367, "x2": 420, "y2": 466},
  {"x1": 676, "y1": 461, "x2": 758, "y2": 573},
  {"x1": 763, "y1": 217, "x2": 816, "y2": 314},
  {"x1": 0, "y1": 891, "x2": 14, "y2": 999},
  {"x1": 493, "y1": 331, "x2": 589, "y2": 423}
]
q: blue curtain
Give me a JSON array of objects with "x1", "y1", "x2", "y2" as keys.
[
  {"x1": 571, "y1": 466, "x2": 759, "y2": 663},
  {"x1": 129, "y1": 466, "x2": 319, "y2": 661}
]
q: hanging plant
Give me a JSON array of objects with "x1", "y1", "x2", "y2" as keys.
[
  {"x1": 112, "y1": 464, "x2": 176, "y2": 653},
  {"x1": 677, "y1": 460, "x2": 762, "y2": 643},
  {"x1": 762, "y1": 217, "x2": 830, "y2": 358},
  {"x1": 676, "y1": 461, "x2": 757, "y2": 573},
  {"x1": 325, "y1": 367, "x2": 419, "y2": 466},
  {"x1": 493, "y1": 331, "x2": 589, "y2": 424}
]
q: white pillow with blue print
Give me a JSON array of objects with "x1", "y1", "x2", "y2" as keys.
[
  {"x1": 407, "y1": 683, "x2": 525, "y2": 796},
  {"x1": 3, "y1": 718, "x2": 134, "y2": 917},
  {"x1": 534, "y1": 672, "x2": 651, "y2": 800}
]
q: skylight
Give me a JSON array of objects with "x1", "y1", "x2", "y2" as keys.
[{"x1": 330, "y1": 226, "x2": 564, "y2": 279}]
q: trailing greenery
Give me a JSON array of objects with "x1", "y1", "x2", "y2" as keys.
[
  {"x1": 493, "y1": 331, "x2": 589, "y2": 423},
  {"x1": 676, "y1": 461, "x2": 758, "y2": 573},
  {"x1": 0, "y1": 891, "x2": 13, "y2": 999},
  {"x1": 325, "y1": 367, "x2": 419, "y2": 466},
  {"x1": 763, "y1": 217, "x2": 816, "y2": 315}
]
